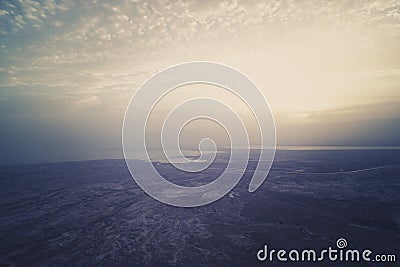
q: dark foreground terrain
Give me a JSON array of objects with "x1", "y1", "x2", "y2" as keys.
[{"x1": 0, "y1": 150, "x2": 399, "y2": 266}]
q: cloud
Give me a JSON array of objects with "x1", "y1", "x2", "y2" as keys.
[
  {"x1": 0, "y1": 0, "x2": 71, "y2": 34},
  {"x1": 276, "y1": 100, "x2": 400, "y2": 146},
  {"x1": 304, "y1": 101, "x2": 400, "y2": 123},
  {"x1": 0, "y1": 0, "x2": 399, "y2": 163},
  {"x1": 1, "y1": 0, "x2": 399, "y2": 92},
  {"x1": 75, "y1": 95, "x2": 100, "y2": 107}
]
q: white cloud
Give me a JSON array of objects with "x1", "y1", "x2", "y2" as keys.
[
  {"x1": 0, "y1": 0, "x2": 71, "y2": 34},
  {"x1": 0, "y1": 0, "x2": 399, "y2": 113},
  {"x1": 75, "y1": 95, "x2": 100, "y2": 107}
]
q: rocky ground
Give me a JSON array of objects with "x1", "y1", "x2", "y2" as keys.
[{"x1": 0, "y1": 150, "x2": 399, "y2": 266}]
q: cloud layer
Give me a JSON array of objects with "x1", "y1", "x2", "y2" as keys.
[{"x1": 0, "y1": 0, "x2": 399, "y2": 163}]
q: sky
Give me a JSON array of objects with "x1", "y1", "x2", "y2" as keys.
[{"x1": 0, "y1": 0, "x2": 400, "y2": 164}]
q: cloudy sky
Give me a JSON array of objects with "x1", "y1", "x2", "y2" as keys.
[{"x1": 0, "y1": 0, "x2": 399, "y2": 164}]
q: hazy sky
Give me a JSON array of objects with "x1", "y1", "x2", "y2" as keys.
[{"x1": 0, "y1": 0, "x2": 400, "y2": 164}]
